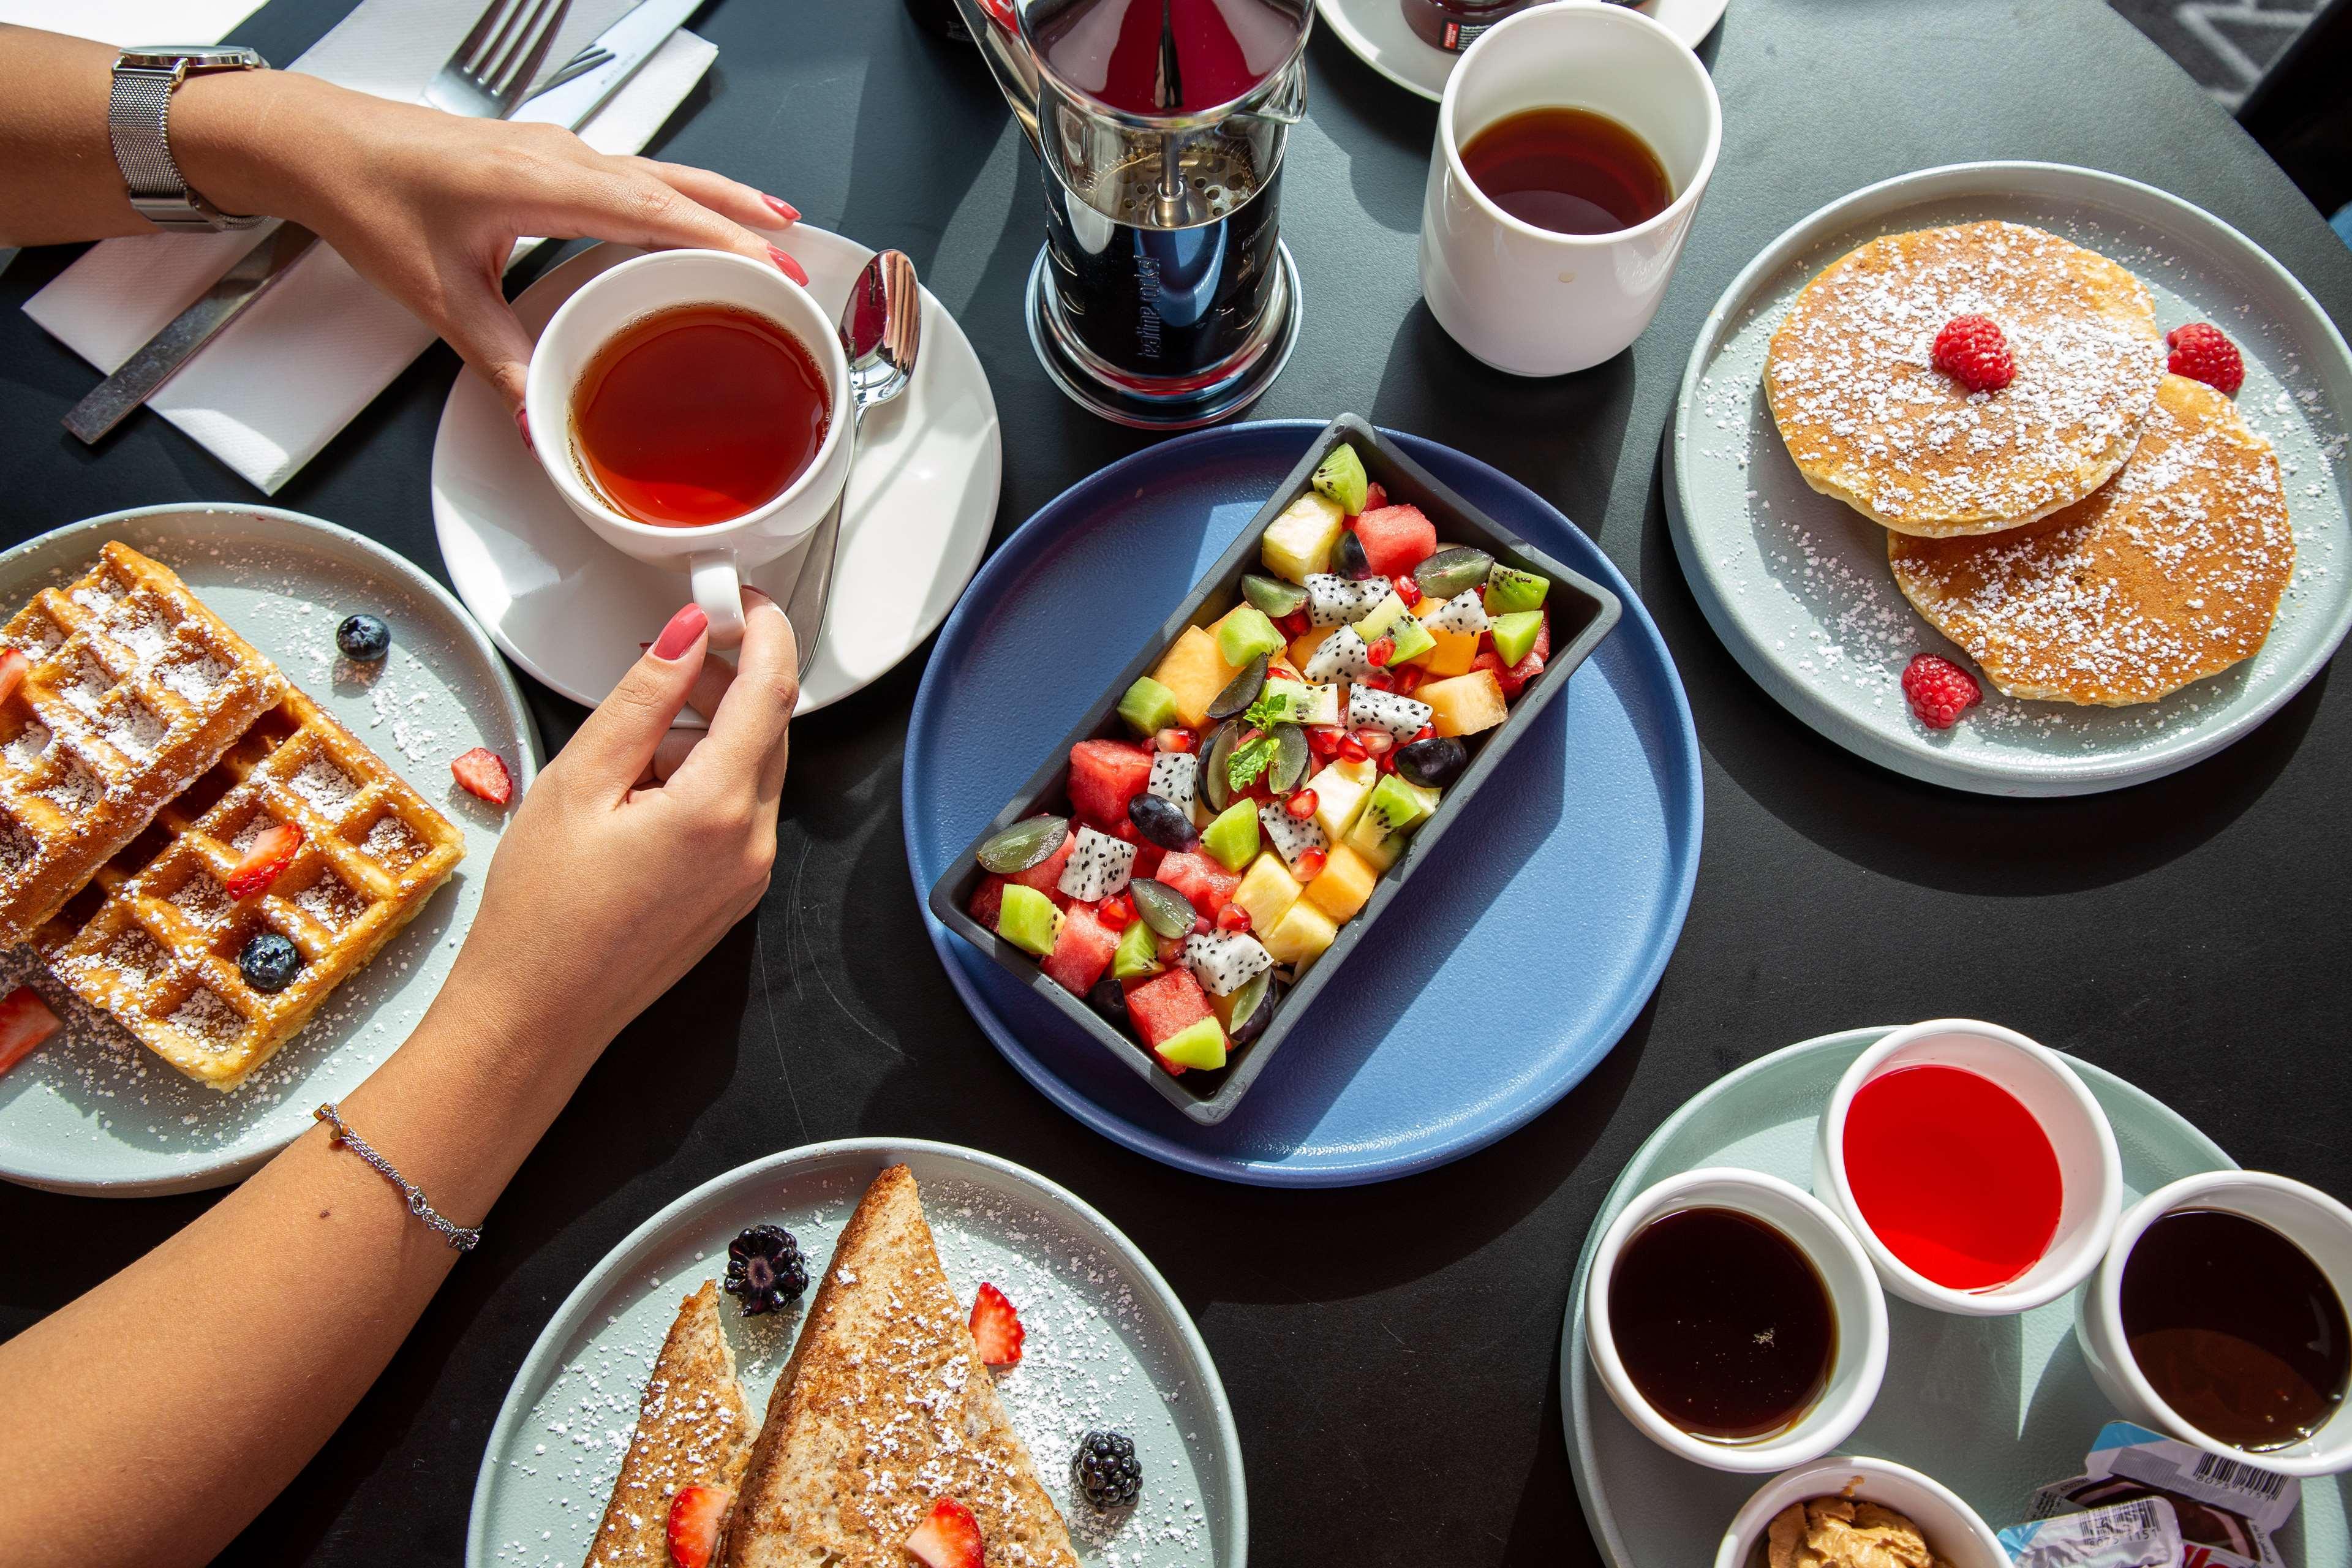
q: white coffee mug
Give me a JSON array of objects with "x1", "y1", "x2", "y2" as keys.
[
  {"x1": 1417, "y1": 1, "x2": 1722, "y2": 376},
  {"x1": 524, "y1": 249, "x2": 851, "y2": 647}
]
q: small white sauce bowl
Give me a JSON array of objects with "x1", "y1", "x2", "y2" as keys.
[
  {"x1": 1713, "y1": 1454, "x2": 2009, "y2": 1568},
  {"x1": 2076, "y1": 1169, "x2": 2352, "y2": 1477},
  {"x1": 1586, "y1": 1167, "x2": 1889, "y2": 1472},
  {"x1": 1814, "y1": 1019, "x2": 2122, "y2": 1316}
]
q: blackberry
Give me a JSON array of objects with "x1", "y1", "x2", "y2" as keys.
[
  {"x1": 1072, "y1": 1430, "x2": 1141, "y2": 1509},
  {"x1": 723, "y1": 1224, "x2": 807, "y2": 1315},
  {"x1": 238, "y1": 932, "x2": 302, "y2": 992},
  {"x1": 336, "y1": 614, "x2": 391, "y2": 662}
]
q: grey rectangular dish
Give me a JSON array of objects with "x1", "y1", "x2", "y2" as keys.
[{"x1": 925, "y1": 413, "x2": 1621, "y2": 1124}]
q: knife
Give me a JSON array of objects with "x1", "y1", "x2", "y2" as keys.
[{"x1": 62, "y1": 0, "x2": 705, "y2": 445}]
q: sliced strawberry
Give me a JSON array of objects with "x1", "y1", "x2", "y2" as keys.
[
  {"x1": 225, "y1": 822, "x2": 303, "y2": 899},
  {"x1": 0, "y1": 649, "x2": 28, "y2": 707},
  {"x1": 666, "y1": 1483, "x2": 733, "y2": 1568},
  {"x1": 451, "y1": 747, "x2": 514, "y2": 807},
  {"x1": 0, "y1": 986, "x2": 61, "y2": 1076},
  {"x1": 969, "y1": 1281, "x2": 1024, "y2": 1367},
  {"x1": 905, "y1": 1498, "x2": 985, "y2": 1568}
]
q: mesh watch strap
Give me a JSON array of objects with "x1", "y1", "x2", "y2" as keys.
[{"x1": 107, "y1": 51, "x2": 268, "y2": 230}]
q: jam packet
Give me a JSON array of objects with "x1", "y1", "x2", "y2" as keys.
[
  {"x1": 1999, "y1": 1497, "x2": 2183, "y2": 1567},
  {"x1": 2013, "y1": 1422, "x2": 2296, "y2": 1568}
]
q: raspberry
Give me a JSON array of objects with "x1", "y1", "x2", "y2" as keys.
[
  {"x1": 2165, "y1": 322, "x2": 2244, "y2": 396},
  {"x1": 1901, "y1": 652, "x2": 1982, "y2": 730},
  {"x1": 1931, "y1": 315, "x2": 2015, "y2": 393}
]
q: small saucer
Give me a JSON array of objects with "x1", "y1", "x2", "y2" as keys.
[
  {"x1": 430, "y1": 227, "x2": 1001, "y2": 716},
  {"x1": 1315, "y1": 0, "x2": 1729, "y2": 102}
]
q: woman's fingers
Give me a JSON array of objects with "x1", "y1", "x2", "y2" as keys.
[
  {"x1": 562, "y1": 603, "x2": 710, "y2": 797},
  {"x1": 676, "y1": 590, "x2": 797, "y2": 802},
  {"x1": 431, "y1": 249, "x2": 541, "y2": 414},
  {"x1": 575, "y1": 159, "x2": 805, "y2": 284},
  {"x1": 637, "y1": 159, "x2": 798, "y2": 235}
]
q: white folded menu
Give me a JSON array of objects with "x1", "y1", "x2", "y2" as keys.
[{"x1": 20, "y1": 0, "x2": 717, "y2": 494}]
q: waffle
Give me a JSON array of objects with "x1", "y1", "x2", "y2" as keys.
[
  {"x1": 41, "y1": 684, "x2": 465, "y2": 1091},
  {"x1": 1765, "y1": 221, "x2": 2166, "y2": 537},
  {"x1": 584, "y1": 1281, "x2": 755, "y2": 1568},
  {"x1": 0, "y1": 542, "x2": 286, "y2": 945},
  {"x1": 1889, "y1": 374, "x2": 2294, "y2": 706}
]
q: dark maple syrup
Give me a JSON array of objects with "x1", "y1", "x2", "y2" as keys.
[
  {"x1": 1843, "y1": 1063, "x2": 2064, "y2": 1291},
  {"x1": 2122, "y1": 1208, "x2": 2349, "y2": 1452},
  {"x1": 1457, "y1": 105, "x2": 1672, "y2": 236},
  {"x1": 1608, "y1": 1207, "x2": 1837, "y2": 1442}
]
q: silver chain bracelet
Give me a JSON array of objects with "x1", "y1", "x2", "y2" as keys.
[{"x1": 314, "y1": 1102, "x2": 481, "y2": 1253}]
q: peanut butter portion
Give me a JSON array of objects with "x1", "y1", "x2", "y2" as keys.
[{"x1": 1765, "y1": 1497, "x2": 1952, "y2": 1568}]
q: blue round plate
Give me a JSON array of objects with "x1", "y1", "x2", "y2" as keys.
[{"x1": 903, "y1": 423, "x2": 1702, "y2": 1186}]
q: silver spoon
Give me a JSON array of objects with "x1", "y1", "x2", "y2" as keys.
[{"x1": 787, "y1": 249, "x2": 921, "y2": 679}]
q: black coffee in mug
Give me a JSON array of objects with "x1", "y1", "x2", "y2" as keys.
[{"x1": 1458, "y1": 106, "x2": 1673, "y2": 236}]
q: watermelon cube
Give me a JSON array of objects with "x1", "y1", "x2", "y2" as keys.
[
  {"x1": 968, "y1": 874, "x2": 1009, "y2": 928},
  {"x1": 1068, "y1": 739, "x2": 1155, "y2": 830},
  {"x1": 1352, "y1": 505, "x2": 1438, "y2": 578},
  {"x1": 1155, "y1": 850, "x2": 1241, "y2": 918},
  {"x1": 1007, "y1": 834, "x2": 1075, "y2": 908},
  {"x1": 1131, "y1": 842, "x2": 1166, "y2": 880},
  {"x1": 1125, "y1": 968, "x2": 1217, "y2": 1053},
  {"x1": 1042, "y1": 902, "x2": 1119, "y2": 995}
]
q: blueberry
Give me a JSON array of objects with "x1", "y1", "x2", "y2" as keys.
[
  {"x1": 238, "y1": 932, "x2": 302, "y2": 992},
  {"x1": 336, "y1": 613, "x2": 390, "y2": 662}
]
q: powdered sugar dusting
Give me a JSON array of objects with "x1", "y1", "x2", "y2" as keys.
[
  {"x1": 3, "y1": 722, "x2": 50, "y2": 771},
  {"x1": 293, "y1": 870, "x2": 369, "y2": 930},
  {"x1": 289, "y1": 756, "x2": 359, "y2": 816},
  {"x1": 166, "y1": 986, "x2": 245, "y2": 1051},
  {"x1": 158, "y1": 650, "x2": 230, "y2": 703}
]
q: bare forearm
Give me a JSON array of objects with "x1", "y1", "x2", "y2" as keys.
[{"x1": 0, "y1": 963, "x2": 614, "y2": 1568}]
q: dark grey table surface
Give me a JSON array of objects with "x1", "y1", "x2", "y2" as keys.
[{"x1": 2, "y1": 1, "x2": 2349, "y2": 1563}]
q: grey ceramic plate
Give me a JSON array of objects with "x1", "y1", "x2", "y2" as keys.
[
  {"x1": 467, "y1": 1138, "x2": 1247, "y2": 1568},
  {"x1": 1559, "y1": 1025, "x2": 2352, "y2": 1566},
  {"x1": 0, "y1": 505, "x2": 539, "y2": 1197},
  {"x1": 1666, "y1": 162, "x2": 2352, "y2": 796}
]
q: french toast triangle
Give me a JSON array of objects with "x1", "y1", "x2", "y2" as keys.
[
  {"x1": 722, "y1": 1164, "x2": 1080, "y2": 1568},
  {"x1": 583, "y1": 1281, "x2": 753, "y2": 1567}
]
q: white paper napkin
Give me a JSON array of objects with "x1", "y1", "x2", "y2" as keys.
[
  {"x1": 0, "y1": 1, "x2": 266, "y2": 45},
  {"x1": 23, "y1": 0, "x2": 717, "y2": 494}
]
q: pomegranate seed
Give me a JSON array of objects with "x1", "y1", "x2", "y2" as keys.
[
  {"x1": 1364, "y1": 481, "x2": 1388, "y2": 511},
  {"x1": 1337, "y1": 735, "x2": 1368, "y2": 763},
  {"x1": 1294, "y1": 848, "x2": 1327, "y2": 881},
  {"x1": 1412, "y1": 725, "x2": 1435, "y2": 743},
  {"x1": 1308, "y1": 725, "x2": 1343, "y2": 758},
  {"x1": 1393, "y1": 575, "x2": 1422, "y2": 608},
  {"x1": 1360, "y1": 673, "x2": 1395, "y2": 692},
  {"x1": 1216, "y1": 903, "x2": 1252, "y2": 933},
  {"x1": 1355, "y1": 728, "x2": 1395, "y2": 756},
  {"x1": 1157, "y1": 935, "x2": 1185, "y2": 965},
  {"x1": 1278, "y1": 609, "x2": 1310, "y2": 639},
  {"x1": 1193, "y1": 914, "x2": 1213, "y2": 935},
  {"x1": 1157, "y1": 728, "x2": 1195, "y2": 753},
  {"x1": 1365, "y1": 636, "x2": 1395, "y2": 668},
  {"x1": 1392, "y1": 666, "x2": 1423, "y2": 694},
  {"x1": 1100, "y1": 894, "x2": 1134, "y2": 929},
  {"x1": 1286, "y1": 789, "x2": 1319, "y2": 820}
]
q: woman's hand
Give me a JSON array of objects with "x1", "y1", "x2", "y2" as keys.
[
  {"x1": 173, "y1": 70, "x2": 804, "y2": 414},
  {"x1": 445, "y1": 591, "x2": 798, "y2": 1058}
]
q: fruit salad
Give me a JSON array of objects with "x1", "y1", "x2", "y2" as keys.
[{"x1": 964, "y1": 442, "x2": 1561, "y2": 1079}]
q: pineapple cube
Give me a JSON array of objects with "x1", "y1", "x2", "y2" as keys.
[
  {"x1": 1420, "y1": 669, "x2": 1509, "y2": 737},
  {"x1": 1306, "y1": 757, "x2": 1378, "y2": 843},
  {"x1": 1260, "y1": 898, "x2": 1339, "y2": 970},
  {"x1": 1412, "y1": 598, "x2": 1479, "y2": 676},
  {"x1": 1305, "y1": 842, "x2": 1378, "y2": 921},
  {"x1": 1151, "y1": 625, "x2": 1240, "y2": 729},
  {"x1": 1232, "y1": 852, "x2": 1302, "y2": 933},
  {"x1": 1260, "y1": 492, "x2": 1348, "y2": 584}
]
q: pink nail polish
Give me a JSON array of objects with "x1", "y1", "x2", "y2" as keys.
[
  {"x1": 768, "y1": 245, "x2": 809, "y2": 287},
  {"x1": 651, "y1": 603, "x2": 707, "y2": 660},
  {"x1": 761, "y1": 193, "x2": 800, "y2": 224},
  {"x1": 514, "y1": 407, "x2": 533, "y2": 453}
]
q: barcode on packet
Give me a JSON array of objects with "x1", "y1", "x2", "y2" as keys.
[
  {"x1": 2085, "y1": 1499, "x2": 2165, "y2": 1540},
  {"x1": 2192, "y1": 1450, "x2": 2288, "y2": 1502}
]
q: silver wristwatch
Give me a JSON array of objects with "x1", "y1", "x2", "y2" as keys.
[{"x1": 107, "y1": 46, "x2": 271, "y2": 231}]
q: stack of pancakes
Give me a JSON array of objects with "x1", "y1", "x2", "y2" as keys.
[{"x1": 1764, "y1": 219, "x2": 2294, "y2": 706}]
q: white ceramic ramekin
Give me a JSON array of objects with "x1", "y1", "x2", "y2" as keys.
[
  {"x1": 1815, "y1": 1019, "x2": 2121, "y2": 1316},
  {"x1": 1586, "y1": 1167, "x2": 1889, "y2": 1472},
  {"x1": 2076, "y1": 1169, "x2": 2352, "y2": 1477},
  {"x1": 1713, "y1": 1455, "x2": 2009, "y2": 1568}
]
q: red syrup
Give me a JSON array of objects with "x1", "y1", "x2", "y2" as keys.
[{"x1": 1842, "y1": 1063, "x2": 2063, "y2": 1291}]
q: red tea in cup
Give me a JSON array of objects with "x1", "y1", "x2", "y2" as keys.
[{"x1": 571, "y1": 303, "x2": 831, "y2": 528}]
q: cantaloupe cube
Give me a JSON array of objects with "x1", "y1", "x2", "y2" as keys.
[
  {"x1": 1151, "y1": 625, "x2": 1239, "y2": 729},
  {"x1": 1287, "y1": 628, "x2": 1327, "y2": 673},
  {"x1": 1305, "y1": 842, "x2": 1378, "y2": 921},
  {"x1": 1306, "y1": 757, "x2": 1378, "y2": 843},
  {"x1": 1412, "y1": 598, "x2": 1479, "y2": 676},
  {"x1": 1260, "y1": 492, "x2": 1348, "y2": 583},
  {"x1": 1260, "y1": 898, "x2": 1339, "y2": 970},
  {"x1": 1420, "y1": 669, "x2": 1509, "y2": 737},
  {"x1": 1232, "y1": 851, "x2": 1302, "y2": 932}
]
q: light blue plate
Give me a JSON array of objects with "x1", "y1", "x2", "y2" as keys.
[
  {"x1": 902, "y1": 423, "x2": 1702, "y2": 1186},
  {"x1": 1561, "y1": 1026, "x2": 2351, "y2": 1566}
]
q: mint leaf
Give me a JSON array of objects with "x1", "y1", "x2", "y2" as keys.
[
  {"x1": 1242, "y1": 689, "x2": 1295, "y2": 729},
  {"x1": 1226, "y1": 734, "x2": 1279, "y2": 793}
]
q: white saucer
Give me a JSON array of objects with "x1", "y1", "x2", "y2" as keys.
[
  {"x1": 1315, "y1": 0, "x2": 1728, "y2": 101},
  {"x1": 431, "y1": 228, "x2": 1001, "y2": 716}
]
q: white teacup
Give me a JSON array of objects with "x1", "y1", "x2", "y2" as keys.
[
  {"x1": 1417, "y1": 1, "x2": 1722, "y2": 376},
  {"x1": 524, "y1": 249, "x2": 851, "y2": 647}
]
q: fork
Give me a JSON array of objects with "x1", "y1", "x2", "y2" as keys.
[{"x1": 425, "y1": 0, "x2": 578, "y2": 118}]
